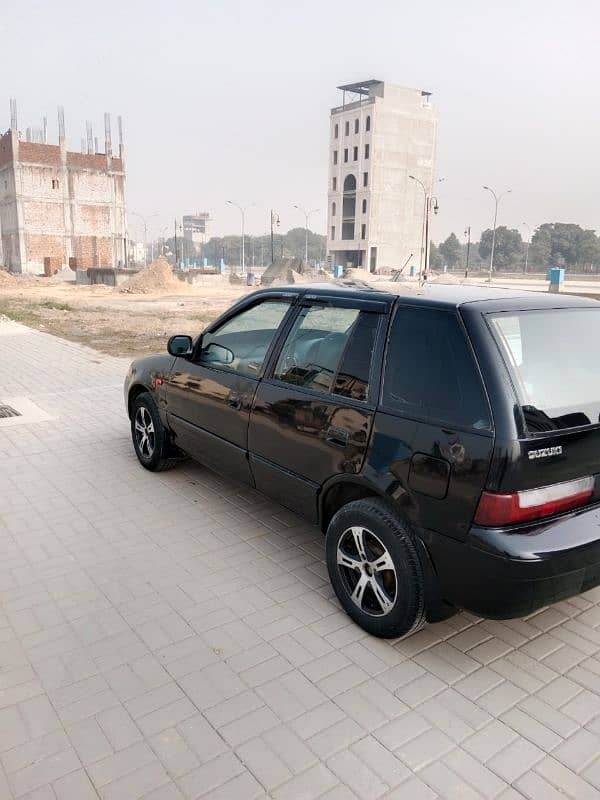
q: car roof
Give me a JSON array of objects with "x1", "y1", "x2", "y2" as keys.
[{"x1": 265, "y1": 281, "x2": 599, "y2": 311}]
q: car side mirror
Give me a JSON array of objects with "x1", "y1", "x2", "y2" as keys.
[
  {"x1": 167, "y1": 334, "x2": 193, "y2": 357},
  {"x1": 201, "y1": 342, "x2": 234, "y2": 365}
]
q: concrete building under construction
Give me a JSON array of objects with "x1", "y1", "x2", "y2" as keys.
[{"x1": 0, "y1": 102, "x2": 127, "y2": 274}]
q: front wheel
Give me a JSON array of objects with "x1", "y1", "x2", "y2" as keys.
[
  {"x1": 131, "y1": 392, "x2": 178, "y2": 472},
  {"x1": 325, "y1": 498, "x2": 426, "y2": 638}
]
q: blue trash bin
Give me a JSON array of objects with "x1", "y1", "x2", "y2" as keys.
[{"x1": 547, "y1": 268, "x2": 565, "y2": 293}]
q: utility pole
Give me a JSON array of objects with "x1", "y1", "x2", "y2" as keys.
[
  {"x1": 483, "y1": 186, "x2": 512, "y2": 281},
  {"x1": 422, "y1": 195, "x2": 440, "y2": 282},
  {"x1": 464, "y1": 226, "x2": 471, "y2": 279}
]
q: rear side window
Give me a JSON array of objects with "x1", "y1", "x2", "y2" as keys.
[
  {"x1": 489, "y1": 308, "x2": 600, "y2": 432},
  {"x1": 383, "y1": 306, "x2": 491, "y2": 430},
  {"x1": 274, "y1": 305, "x2": 378, "y2": 400}
]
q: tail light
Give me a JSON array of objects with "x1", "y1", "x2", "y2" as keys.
[{"x1": 475, "y1": 476, "x2": 595, "y2": 527}]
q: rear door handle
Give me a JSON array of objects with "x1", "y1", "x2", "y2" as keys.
[{"x1": 326, "y1": 426, "x2": 350, "y2": 447}]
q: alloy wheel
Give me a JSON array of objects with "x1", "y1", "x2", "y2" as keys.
[
  {"x1": 134, "y1": 406, "x2": 155, "y2": 458},
  {"x1": 336, "y1": 526, "x2": 397, "y2": 616}
]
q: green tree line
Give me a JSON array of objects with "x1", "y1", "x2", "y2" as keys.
[
  {"x1": 431, "y1": 223, "x2": 600, "y2": 273},
  {"x1": 164, "y1": 228, "x2": 326, "y2": 267}
]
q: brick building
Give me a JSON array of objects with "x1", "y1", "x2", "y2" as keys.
[{"x1": 0, "y1": 111, "x2": 127, "y2": 274}]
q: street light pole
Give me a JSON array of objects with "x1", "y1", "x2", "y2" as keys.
[
  {"x1": 483, "y1": 186, "x2": 512, "y2": 281},
  {"x1": 131, "y1": 211, "x2": 158, "y2": 265},
  {"x1": 293, "y1": 204, "x2": 320, "y2": 265},
  {"x1": 409, "y1": 176, "x2": 426, "y2": 281},
  {"x1": 270, "y1": 210, "x2": 280, "y2": 265},
  {"x1": 464, "y1": 226, "x2": 471, "y2": 279},
  {"x1": 227, "y1": 200, "x2": 252, "y2": 274},
  {"x1": 521, "y1": 222, "x2": 531, "y2": 273}
]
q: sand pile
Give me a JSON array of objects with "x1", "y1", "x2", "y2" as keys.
[
  {"x1": 120, "y1": 257, "x2": 184, "y2": 294},
  {"x1": 0, "y1": 269, "x2": 18, "y2": 287}
]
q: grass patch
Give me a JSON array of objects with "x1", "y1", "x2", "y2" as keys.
[{"x1": 39, "y1": 300, "x2": 73, "y2": 311}]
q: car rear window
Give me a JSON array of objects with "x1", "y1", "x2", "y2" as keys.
[{"x1": 488, "y1": 308, "x2": 600, "y2": 433}]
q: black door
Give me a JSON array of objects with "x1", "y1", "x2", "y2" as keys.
[
  {"x1": 164, "y1": 297, "x2": 293, "y2": 484},
  {"x1": 248, "y1": 297, "x2": 388, "y2": 521}
]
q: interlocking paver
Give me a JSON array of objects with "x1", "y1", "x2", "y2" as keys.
[{"x1": 3, "y1": 319, "x2": 600, "y2": 799}]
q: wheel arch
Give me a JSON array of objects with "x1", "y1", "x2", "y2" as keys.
[
  {"x1": 319, "y1": 477, "x2": 455, "y2": 623},
  {"x1": 127, "y1": 383, "x2": 153, "y2": 419}
]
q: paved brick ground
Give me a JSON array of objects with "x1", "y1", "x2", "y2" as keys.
[{"x1": 2, "y1": 318, "x2": 600, "y2": 799}]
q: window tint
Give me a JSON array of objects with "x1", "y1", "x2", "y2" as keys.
[
  {"x1": 199, "y1": 300, "x2": 290, "y2": 377},
  {"x1": 383, "y1": 307, "x2": 490, "y2": 430},
  {"x1": 334, "y1": 312, "x2": 379, "y2": 401},
  {"x1": 274, "y1": 305, "x2": 360, "y2": 395}
]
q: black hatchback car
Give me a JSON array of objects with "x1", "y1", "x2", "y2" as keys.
[{"x1": 125, "y1": 283, "x2": 600, "y2": 638}]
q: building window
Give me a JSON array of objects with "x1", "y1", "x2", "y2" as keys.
[
  {"x1": 332, "y1": 177, "x2": 337, "y2": 191},
  {"x1": 361, "y1": 224, "x2": 366, "y2": 240},
  {"x1": 345, "y1": 121, "x2": 349, "y2": 136},
  {"x1": 344, "y1": 148, "x2": 348, "y2": 163},
  {"x1": 366, "y1": 115, "x2": 371, "y2": 132},
  {"x1": 333, "y1": 150, "x2": 338, "y2": 165},
  {"x1": 362, "y1": 199, "x2": 367, "y2": 213},
  {"x1": 332, "y1": 201, "x2": 336, "y2": 217},
  {"x1": 363, "y1": 172, "x2": 368, "y2": 187},
  {"x1": 353, "y1": 146, "x2": 358, "y2": 161},
  {"x1": 334, "y1": 123, "x2": 338, "y2": 138},
  {"x1": 354, "y1": 118, "x2": 359, "y2": 134},
  {"x1": 51, "y1": 179, "x2": 59, "y2": 189},
  {"x1": 331, "y1": 226, "x2": 335, "y2": 240},
  {"x1": 364, "y1": 144, "x2": 370, "y2": 159}
]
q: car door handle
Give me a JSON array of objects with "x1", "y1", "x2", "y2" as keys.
[
  {"x1": 326, "y1": 426, "x2": 350, "y2": 447},
  {"x1": 227, "y1": 392, "x2": 243, "y2": 410}
]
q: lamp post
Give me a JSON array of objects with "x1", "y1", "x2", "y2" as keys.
[
  {"x1": 293, "y1": 204, "x2": 320, "y2": 265},
  {"x1": 483, "y1": 186, "x2": 512, "y2": 281},
  {"x1": 521, "y1": 222, "x2": 531, "y2": 274},
  {"x1": 270, "y1": 210, "x2": 280, "y2": 265},
  {"x1": 409, "y1": 175, "x2": 427, "y2": 280},
  {"x1": 227, "y1": 200, "x2": 252, "y2": 274},
  {"x1": 464, "y1": 226, "x2": 471, "y2": 279},
  {"x1": 409, "y1": 176, "x2": 443, "y2": 282},
  {"x1": 131, "y1": 211, "x2": 158, "y2": 265}
]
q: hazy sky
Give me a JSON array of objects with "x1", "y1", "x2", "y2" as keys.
[{"x1": 2, "y1": 0, "x2": 598, "y2": 245}]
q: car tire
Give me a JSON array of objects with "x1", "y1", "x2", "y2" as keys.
[
  {"x1": 325, "y1": 497, "x2": 426, "y2": 639},
  {"x1": 131, "y1": 392, "x2": 179, "y2": 472}
]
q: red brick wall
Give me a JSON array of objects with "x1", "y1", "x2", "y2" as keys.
[
  {"x1": 72, "y1": 235, "x2": 113, "y2": 267},
  {"x1": 26, "y1": 234, "x2": 65, "y2": 264},
  {"x1": 19, "y1": 142, "x2": 62, "y2": 166}
]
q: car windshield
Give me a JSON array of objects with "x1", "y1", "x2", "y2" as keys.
[{"x1": 489, "y1": 308, "x2": 600, "y2": 433}]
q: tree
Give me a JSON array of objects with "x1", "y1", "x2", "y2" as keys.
[
  {"x1": 479, "y1": 226, "x2": 523, "y2": 270},
  {"x1": 428, "y1": 241, "x2": 442, "y2": 269},
  {"x1": 439, "y1": 233, "x2": 462, "y2": 268},
  {"x1": 530, "y1": 223, "x2": 600, "y2": 271}
]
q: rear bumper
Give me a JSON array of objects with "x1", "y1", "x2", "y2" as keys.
[{"x1": 425, "y1": 505, "x2": 600, "y2": 618}]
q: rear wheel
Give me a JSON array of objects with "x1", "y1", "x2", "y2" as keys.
[
  {"x1": 325, "y1": 498, "x2": 426, "y2": 638},
  {"x1": 131, "y1": 392, "x2": 179, "y2": 472}
]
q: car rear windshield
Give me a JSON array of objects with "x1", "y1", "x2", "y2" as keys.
[{"x1": 488, "y1": 308, "x2": 600, "y2": 433}]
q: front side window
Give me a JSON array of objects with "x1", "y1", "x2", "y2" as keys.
[
  {"x1": 199, "y1": 300, "x2": 290, "y2": 377},
  {"x1": 383, "y1": 307, "x2": 490, "y2": 430},
  {"x1": 489, "y1": 308, "x2": 600, "y2": 432},
  {"x1": 274, "y1": 305, "x2": 361, "y2": 395}
]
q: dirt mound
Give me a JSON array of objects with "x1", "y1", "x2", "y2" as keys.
[
  {"x1": 0, "y1": 269, "x2": 18, "y2": 287},
  {"x1": 119, "y1": 257, "x2": 185, "y2": 294},
  {"x1": 428, "y1": 272, "x2": 464, "y2": 285}
]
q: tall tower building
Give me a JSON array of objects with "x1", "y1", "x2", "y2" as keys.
[
  {"x1": 327, "y1": 80, "x2": 437, "y2": 273},
  {"x1": 0, "y1": 105, "x2": 126, "y2": 274}
]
